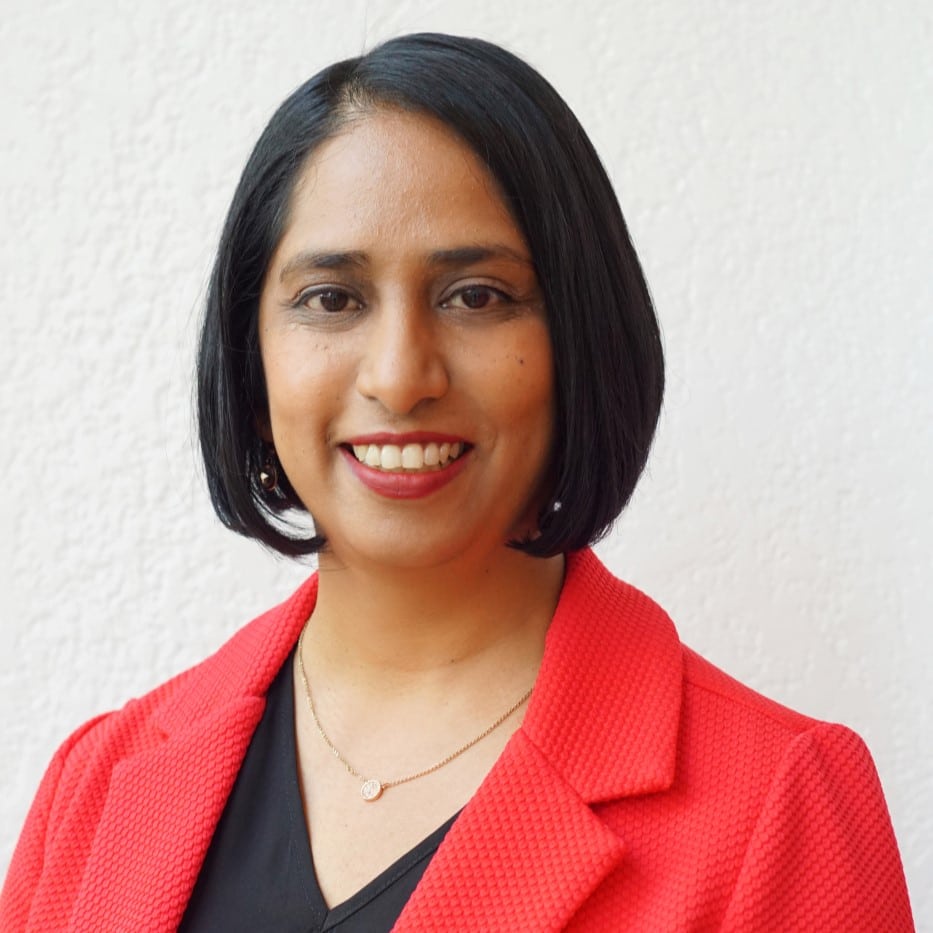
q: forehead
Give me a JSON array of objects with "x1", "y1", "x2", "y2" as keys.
[{"x1": 272, "y1": 108, "x2": 528, "y2": 264}]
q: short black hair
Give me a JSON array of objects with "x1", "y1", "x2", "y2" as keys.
[{"x1": 197, "y1": 32, "x2": 664, "y2": 559}]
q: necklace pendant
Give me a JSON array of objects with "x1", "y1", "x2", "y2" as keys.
[{"x1": 361, "y1": 779, "x2": 383, "y2": 802}]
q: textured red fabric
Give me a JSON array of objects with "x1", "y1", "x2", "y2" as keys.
[{"x1": 1, "y1": 550, "x2": 914, "y2": 931}]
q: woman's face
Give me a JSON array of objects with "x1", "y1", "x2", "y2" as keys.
[{"x1": 258, "y1": 107, "x2": 554, "y2": 570}]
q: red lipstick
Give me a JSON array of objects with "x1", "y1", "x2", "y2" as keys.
[{"x1": 339, "y1": 442, "x2": 471, "y2": 499}]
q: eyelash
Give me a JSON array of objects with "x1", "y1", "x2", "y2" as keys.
[
  {"x1": 293, "y1": 286, "x2": 363, "y2": 314},
  {"x1": 293, "y1": 283, "x2": 514, "y2": 314},
  {"x1": 441, "y1": 285, "x2": 513, "y2": 310}
]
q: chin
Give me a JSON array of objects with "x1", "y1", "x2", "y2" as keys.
[{"x1": 319, "y1": 525, "x2": 518, "y2": 574}]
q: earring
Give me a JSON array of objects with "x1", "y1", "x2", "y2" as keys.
[{"x1": 259, "y1": 448, "x2": 279, "y2": 493}]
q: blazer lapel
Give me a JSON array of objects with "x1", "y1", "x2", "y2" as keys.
[
  {"x1": 396, "y1": 549, "x2": 683, "y2": 931},
  {"x1": 395, "y1": 730, "x2": 626, "y2": 932},
  {"x1": 66, "y1": 574, "x2": 320, "y2": 932},
  {"x1": 522, "y1": 549, "x2": 683, "y2": 803},
  {"x1": 68, "y1": 697, "x2": 265, "y2": 932}
]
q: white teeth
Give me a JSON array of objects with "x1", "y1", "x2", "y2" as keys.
[
  {"x1": 350, "y1": 441, "x2": 466, "y2": 472},
  {"x1": 380, "y1": 445, "x2": 402, "y2": 469},
  {"x1": 401, "y1": 443, "x2": 424, "y2": 469}
]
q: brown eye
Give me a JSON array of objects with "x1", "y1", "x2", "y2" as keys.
[
  {"x1": 317, "y1": 289, "x2": 350, "y2": 312},
  {"x1": 460, "y1": 287, "x2": 492, "y2": 309},
  {"x1": 444, "y1": 285, "x2": 510, "y2": 310},
  {"x1": 297, "y1": 287, "x2": 360, "y2": 313}
]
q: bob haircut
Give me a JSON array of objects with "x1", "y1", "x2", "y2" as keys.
[{"x1": 198, "y1": 32, "x2": 664, "y2": 559}]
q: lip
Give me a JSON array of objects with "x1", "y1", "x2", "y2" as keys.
[{"x1": 340, "y1": 445, "x2": 471, "y2": 499}]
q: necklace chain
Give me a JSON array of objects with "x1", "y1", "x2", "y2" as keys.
[{"x1": 296, "y1": 621, "x2": 533, "y2": 802}]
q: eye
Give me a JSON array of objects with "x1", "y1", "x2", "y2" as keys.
[
  {"x1": 442, "y1": 285, "x2": 511, "y2": 310},
  {"x1": 297, "y1": 287, "x2": 361, "y2": 313}
]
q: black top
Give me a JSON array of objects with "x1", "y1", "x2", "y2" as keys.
[{"x1": 180, "y1": 650, "x2": 458, "y2": 932}]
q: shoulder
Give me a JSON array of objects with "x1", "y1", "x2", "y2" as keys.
[
  {"x1": 0, "y1": 577, "x2": 317, "y2": 930},
  {"x1": 569, "y1": 548, "x2": 870, "y2": 764},
  {"x1": 676, "y1": 652, "x2": 913, "y2": 928},
  {"x1": 55, "y1": 571, "x2": 318, "y2": 770},
  {"x1": 9, "y1": 572, "x2": 318, "y2": 855},
  {"x1": 563, "y1": 548, "x2": 900, "y2": 849},
  {"x1": 1, "y1": 573, "x2": 319, "y2": 929},
  {"x1": 560, "y1": 554, "x2": 912, "y2": 928},
  {"x1": 676, "y1": 643, "x2": 885, "y2": 810},
  {"x1": 680, "y1": 643, "x2": 820, "y2": 745}
]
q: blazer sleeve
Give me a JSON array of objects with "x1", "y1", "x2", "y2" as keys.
[
  {"x1": 720, "y1": 721, "x2": 914, "y2": 932},
  {"x1": 0, "y1": 715, "x2": 109, "y2": 933}
]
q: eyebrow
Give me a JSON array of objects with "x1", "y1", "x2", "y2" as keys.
[
  {"x1": 278, "y1": 250, "x2": 367, "y2": 282},
  {"x1": 278, "y1": 244, "x2": 533, "y2": 283},
  {"x1": 427, "y1": 245, "x2": 533, "y2": 267}
]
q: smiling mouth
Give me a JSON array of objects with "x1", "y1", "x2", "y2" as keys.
[{"x1": 347, "y1": 441, "x2": 468, "y2": 472}]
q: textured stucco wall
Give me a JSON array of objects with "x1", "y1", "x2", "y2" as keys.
[{"x1": 2, "y1": 0, "x2": 930, "y2": 923}]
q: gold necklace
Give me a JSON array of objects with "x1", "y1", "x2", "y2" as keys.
[{"x1": 296, "y1": 622, "x2": 533, "y2": 802}]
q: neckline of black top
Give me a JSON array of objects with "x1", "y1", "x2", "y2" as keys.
[{"x1": 180, "y1": 648, "x2": 460, "y2": 932}]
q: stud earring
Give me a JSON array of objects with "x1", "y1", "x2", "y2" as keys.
[{"x1": 259, "y1": 449, "x2": 279, "y2": 494}]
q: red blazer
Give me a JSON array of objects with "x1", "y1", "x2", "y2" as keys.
[{"x1": 2, "y1": 550, "x2": 914, "y2": 931}]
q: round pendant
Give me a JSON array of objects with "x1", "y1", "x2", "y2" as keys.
[{"x1": 361, "y1": 779, "x2": 383, "y2": 801}]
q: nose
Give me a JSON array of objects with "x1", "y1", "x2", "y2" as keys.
[{"x1": 355, "y1": 302, "x2": 450, "y2": 415}]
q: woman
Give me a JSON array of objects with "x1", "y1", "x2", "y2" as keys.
[{"x1": 1, "y1": 33, "x2": 913, "y2": 932}]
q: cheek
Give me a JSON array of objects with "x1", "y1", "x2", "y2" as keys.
[
  {"x1": 493, "y1": 328, "x2": 554, "y2": 439},
  {"x1": 262, "y1": 337, "x2": 341, "y2": 425},
  {"x1": 508, "y1": 369, "x2": 554, "y2": 446}
]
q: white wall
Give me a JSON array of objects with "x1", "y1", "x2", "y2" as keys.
[{"x1": 2, "y1": 0, "x2": 930, "y2": 923}]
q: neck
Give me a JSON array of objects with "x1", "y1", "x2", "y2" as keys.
[{"x1": 307, "y1": 548, "x2": 565, "y2": 693}]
